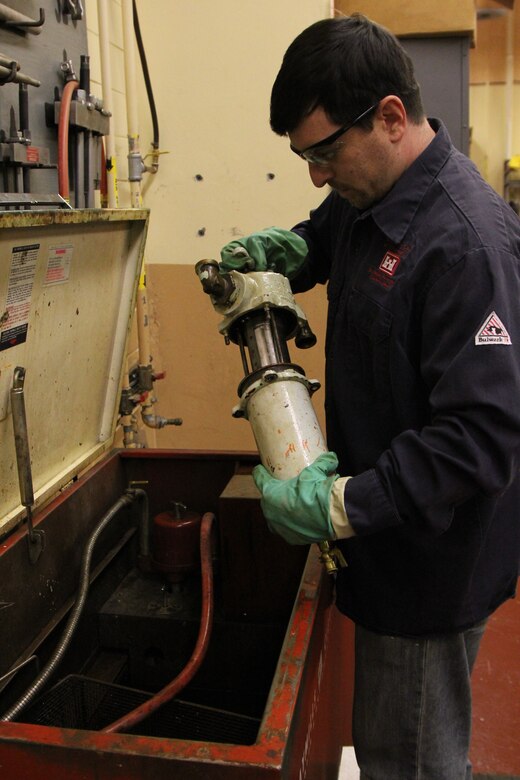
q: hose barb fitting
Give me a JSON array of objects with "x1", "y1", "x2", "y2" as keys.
[{"x1": 195, "y1": 259, "x2": 236, "y2": 305}]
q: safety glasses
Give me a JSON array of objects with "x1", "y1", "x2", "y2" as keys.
[{"x1": 290, "y1": 102, "x2": 380, "y2": 166}]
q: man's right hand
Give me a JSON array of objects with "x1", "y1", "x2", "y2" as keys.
[{"x1": 220, "y1": 227, "x2": 308, "y2": 279}]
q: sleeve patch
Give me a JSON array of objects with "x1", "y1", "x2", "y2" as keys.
[{"x1": 475, "y1": 311, "x2": 512, "y2": 345}]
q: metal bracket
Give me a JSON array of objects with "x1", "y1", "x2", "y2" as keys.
[{"x1": 0, "y1": 60, "x2": 16, "y2": 85}]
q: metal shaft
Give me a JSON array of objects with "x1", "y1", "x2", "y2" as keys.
[
  {"x1": 0, "y1": 64, "x2": 40, "y2": 87},
  {"x1": 10, "y1": 367, "x2": 45, "y2": 563},
  {"x1": 10, "y1": 367, "x2": 34, "y2": 508}
]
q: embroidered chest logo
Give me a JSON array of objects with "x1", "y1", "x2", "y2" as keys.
[
  {"x1": 475, "y1": 311, "x2": 512, "y2": 345},
  {"x1": 368, "y1": 245, "x2": 411, "y2": 290},
  {"x1": 379, "y1": 251, "x2": 401, "y2": 276}
]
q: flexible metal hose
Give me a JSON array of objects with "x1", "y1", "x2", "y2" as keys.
[
  {"x1": 1, "y1": 489, "x2": 147, "y2": 722},
  {"x1": 102, "y1": 511, "x2": 215, "y2": 733}
]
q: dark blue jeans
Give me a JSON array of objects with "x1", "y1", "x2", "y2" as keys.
[{"x1": 353, "y1": 620, "x2": 487, "y2": 780}]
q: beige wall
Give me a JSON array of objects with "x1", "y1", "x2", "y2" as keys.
[
  {"x1": 87, "y1": 0, "x2": 332, "y2": 255},
  {"x1": 135, "y1": 0, "x2": 333, "y2": 266},
  {"x1": 85, "y1": 0, "x2": 332, "y2": 451},
  {"x1": 85, "y1": 1, "x2": 520, "y2": 453}
]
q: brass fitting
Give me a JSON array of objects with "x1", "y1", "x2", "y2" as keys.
[{"x1": 318, "y1": 541, "x2": 347, "y2": 574}]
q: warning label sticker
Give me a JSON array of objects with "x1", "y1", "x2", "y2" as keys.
[
  {"x1": 44, "y1": 244, "x2": 73, "y2": 286},
  {"x1": 0, "y1": 243, "x2": 39, "y2": 352},
  {"x1": 474, "y1": 311, "x2": 512, "y2": 345}
]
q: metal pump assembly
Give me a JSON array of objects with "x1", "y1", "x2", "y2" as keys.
[{"x1": 195, "y1": 260, "x2": 346, "y2": 574}]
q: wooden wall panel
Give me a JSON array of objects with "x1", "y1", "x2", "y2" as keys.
[
  {"x1": 471, "y1": 2, "x2": 519, "y2": 85},
  {"x1": 334, "y1": 0, "x2": 476, "y2": 39},
  {"x1": 147, "y1": 263, "x2": 328, "y2": 453}
]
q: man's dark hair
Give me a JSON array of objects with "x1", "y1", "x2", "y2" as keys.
[{"x1": 270, "y1": 14, "x2": 424, "y2": 135}]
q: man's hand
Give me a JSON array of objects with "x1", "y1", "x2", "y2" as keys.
[
  {"x1": 253, "y1": 452, "x2": 339, "y2": 545},
  {"x1": 220, "y1": 227, "x2": 308, "y2": 279}
]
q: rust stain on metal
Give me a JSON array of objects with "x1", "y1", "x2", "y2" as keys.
[
  {"x1": 0, "y1": 208, "x2": 149, "y2": 232},
  {"x1": 0, "y1": 539, "x2": 329, "y2": 776}
]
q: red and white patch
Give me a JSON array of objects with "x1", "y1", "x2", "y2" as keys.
[
  {"x1": 379, "y1": 252, "x2": 401, "y2": 277},
  {"x1": 474, "y1": 311, "x2": 512, "y2": 345}
]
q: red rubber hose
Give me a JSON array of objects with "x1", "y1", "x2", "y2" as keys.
[
  {"x1": 57, "y1": 80, "x2": 79, "y2": 202},
  {"x1": 102, "y1": 512, "x2": 215, "y2": 733}
]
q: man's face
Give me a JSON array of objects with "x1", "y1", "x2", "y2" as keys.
[{"x1": 288, "y1": 105, "x2": 397, "y2": 210}]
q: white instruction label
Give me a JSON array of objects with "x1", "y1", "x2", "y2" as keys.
[
  {"x1": 0, "y1": 243, "x2": 39, "y2": 352},
  {"x1": 44, "y1": 244, "x2": 73, "y2": 286}
]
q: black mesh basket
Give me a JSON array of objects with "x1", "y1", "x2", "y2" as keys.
[{"x1": 20, "y1": 674, "x2": 260, "y2": 744}]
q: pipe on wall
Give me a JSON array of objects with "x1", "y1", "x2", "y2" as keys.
[
  {"x1": 122, "y1": 0, "x2": 143, "y2": 208},
  {"x1": 505, "y1": 10, "x2": 514, "y2": 163},
  {"x1": 97, "y1": 0, "x2": 118, "y2": 208}
]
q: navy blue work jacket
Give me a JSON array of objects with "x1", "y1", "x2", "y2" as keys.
[{"x1": 292, "y1": 120, "x2": 520, "y2": 636}]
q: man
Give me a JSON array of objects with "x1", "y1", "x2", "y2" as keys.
[{"x1": 220, "y1": 15, "x2": 520, "y2": 780}]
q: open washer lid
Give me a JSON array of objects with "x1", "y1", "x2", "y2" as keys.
[{"x1": 0, "y1": 208, "x2": 149, "y2": 535}]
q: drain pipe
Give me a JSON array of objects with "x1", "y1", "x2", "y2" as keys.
[
  {"x1": 102, "y1": 512, "x2": 215, "y2": 733},
  {"x1": 121, "y1": 0, "x2": 175, "y2": 435},
  {"x1": 1, "y1": 489, "x2": 148, "y2": 722}
]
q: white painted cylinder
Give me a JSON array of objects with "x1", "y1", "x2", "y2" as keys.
[{"x1": 245, "y1": 378, "x2": 327, "y2": 480}]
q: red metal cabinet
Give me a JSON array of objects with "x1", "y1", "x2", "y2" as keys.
[{"x1": 0, "y1": 450, "x2": 355, "y2": 779}]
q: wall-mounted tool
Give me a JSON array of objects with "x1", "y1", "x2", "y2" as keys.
[
  {"x1": 48, "y1": 55, "x2": 110, "y2": 206},
  {"x1": 0, "y1": 53, "x2": 50, "y2": 195},
  {"x1": 0, "y1": 54, "x2": 40, "y2": 87},
  {"x1": 195, "y1": 261, "x2": 346, "y2": 574},
  {"x1": 61, "y1": 0, "x2": 83, "y2": 22},
  {"x1": 0, "y1": 5, "x2": 45, "y2": 35},
  {"x1": 10, "y1": 367, "x2": 45, "y2": 564}
]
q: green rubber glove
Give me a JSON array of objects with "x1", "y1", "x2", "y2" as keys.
[
  {"x1": 220, "y1": 227, "x2": 308, "y2": 279},
  {"x1": 252, "y1": 452, "x2": 339, "y2": 545}
]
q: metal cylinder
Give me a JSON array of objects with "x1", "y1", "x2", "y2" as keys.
[
  {"x1": 152, "y1": 504, "x2": 202, "y2": 583},
  {"x1": 245, "y1": 376, "x2": 327, "y2": 480},
  {"x1": 236, "y1": 308, "x2": 291, "y2": 372}
]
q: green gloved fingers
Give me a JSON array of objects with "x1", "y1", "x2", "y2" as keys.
[
  {"x1": 220, "y1": 227, "x2": 308, "y2": 279},
  {"x1": 253, "y1": 452, "x2": 339, "y2": 545}
]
